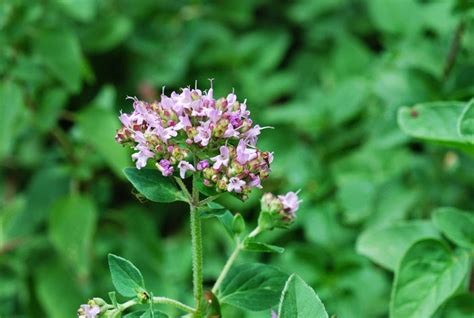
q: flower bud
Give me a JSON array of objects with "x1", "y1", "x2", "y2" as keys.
[
  {"x1": 137, "y1": 290, "x2": 150, "y2": 304},
  {"x1": 77, "y1": 300, "x2": 101, "y2": 318},
  {"x1": 259, "y1": 191, "x2": 301, "y2": 230},
  {"x1": 261, "y1": 193, "x2": 283, "y2": 214}
]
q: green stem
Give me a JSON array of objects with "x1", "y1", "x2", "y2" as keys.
[
  {"x1": 211, "y1": 239, "x2": 242, "y2": 294},
  {"x1": 211, "y1": 225, "x2": 262, "y2": 294},
  {"x1": 118, "y1": 297, "x2": 195, "y2": 314},
  {"x1": 190, "y1": 198, "x2": 203, "y2": 317},
  {"x1": 175, "y1": 177, "x2": 192, "y2": 202},
  {"x1": 248, "y1": 226, "x2": 262, "y2": 238}
]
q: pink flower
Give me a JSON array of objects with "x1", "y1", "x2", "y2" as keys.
[
  {"x1": 248, "y1": 174, "x2": 262, "y2": 188},
  {"x1": 236, "y1": 139, "x2": 257, "y2": 164},
  {"x1": 223, "y1": 123, "x2": 240, "y2": 138},
  {"x1": 153, "y1": 125, "x2": 177, "y2": 143},
  {"x1": 178, "y1": 161, "x2": 196, "y2": 179},
  {"x1": 207, "y1": 108, "x2": 222, "y2": 123},
  {"x1": 244, "y1": 125, "x2": 261, "y2": 145},
  {"x1": 211, "y1": 146, "x2": 230, "y2": 170},
  {"x1": 132, "y1": 144, "x2": 154, "y2": 169},
  {"x1": 119, "y1": 111, "x2": 132, "y2": 127},
  {"x1": 178, "y1": 114, "x2": 192, "y2": 128},
  {"x1": 227, "y1": 177, "x2": 246, "y2": 193},
  {"x1": 227, "y1": 93, "x2": 237, "y2": 105},
  {"x1": 157, "y1": 159, "x2": 174, "y2": 176},
  {"x1": 278, "y1": 191, "x2": 301, "y2": 215},
  {"x1": 197, "y1": 160, "x2": 209, "y2": 170},
  {"x1": 194, "y1": 121, "x2": 212, "y2": 146}
]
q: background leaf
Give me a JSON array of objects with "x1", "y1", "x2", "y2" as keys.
[
  {"x1": 33, "y1": 29, "x2": 83, "y2": 92},
  {"x1": 390, "y1": 239, "x2": 470, "y2": 318},
  {"x1": 0, "y1": 80, "x2": 25, "y2": 160},
  {"x1": 398, "y1": 101, "x2": 474, "y2": 154},
  {"x1": 78, "y1": 106, "x2": 130, "y2": 176},
  {"x1": 49, "y1": 195, "x2": 97, "y2": 275},
  {"x1": 356, "y1": 221, "x2": 440, "y2": 271},
  {"x1": 432, "y1": 207, "x2": 474, "y2": 249},
  {"x1": 458, "y1": 99, "x2": 474, "y2": 142}
]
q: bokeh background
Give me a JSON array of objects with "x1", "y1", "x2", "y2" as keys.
[{"x1": 1, "y1": 0, "x2": 474, "y2": 317}]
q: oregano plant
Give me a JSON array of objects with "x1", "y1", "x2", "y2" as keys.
[{"x1": 77, "y1": 82, "x2": 329, "y2": 318}]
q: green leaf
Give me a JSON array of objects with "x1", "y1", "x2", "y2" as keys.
[
  {"x1": 49, "y1": 195, "x2": 97, "y2": 275},
  {"x1": 368, "y1": 0, "x2": 421, "y2": 35},
  {"x1": 108, "y1": 253, "x2": 146, "y2": 297},
  {"x1": 398, "y1": 101, "x2": 474, "y2": 154},
  {"x1": 242, "y1": 239, "x2": 284, "y2": 253},
  {"x1": 37, "y1": 88, "x2": 68, "y2": 132},
  {"x1": 216, "y1": 211, "x2": 235, "y2": 238},
  {"x1": 218, "y1": 263, "x2": 288, "y2": 311},
  {"x1": 278, "y1": 274, "x2": 329, "y2": 318},
  {"x1": 34, "y1": 260, "x2": 83, "y2": 318},
  {"x1": 337, "y1": 179, "x2": 376, "y2": 224},
  {"x1": 123, "y1": 168, "x2": 186, "y2": 203},
  {"x1": 53, "y1": 0, "x2": 97, "y2": 22},
  {"x1": 78, "y1": 105, "x2": 130, "y2": 177},
  {"x1": 109, "y1": 291, "x2": 118, "y2": 308},
  {"x1": 458, "y1": 99, "x2": 474, "y2": 143},
  {"x1": 434, "y1": 293, "x2": 474, "y2": 318},
  {"x1": 433, "y1": 207, "x2": 474, "y2": 249},
  {"x1": 34, "y1": 29, "x2": 83, "y2": 92},
  {"x1": 82, "y1": 14, "x2": 133, "y2": 53},
  {"x1": 390, "y1": 239, "x2": 470, "y2": 318},
  {"x1": 6, "y1": 167, "x2": 70, "y2": 238},
  {"x1": 199, "y1": 202, "x2": 236, "y2": 238},
  {"x1": 356, "y1": 221, "x2": 439, "y2": 271},
  {"x1": 198, "y1": 202, "x2": 229, "y2": 218},
  {"x1": 0, "y1": 80, "x2": 25, "y2": 160}
]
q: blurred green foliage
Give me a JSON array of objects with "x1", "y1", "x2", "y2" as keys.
[{"x1": 0, "y1": 0, "x2": 473, "y2": 317}]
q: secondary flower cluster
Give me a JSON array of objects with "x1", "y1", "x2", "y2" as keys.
[
  {"x1": 261, "y1": 191, "x2": 301, "y2": 225},
  {"x1": 116, "y1": 82, "x2": 272, "y2": 196},
  {"x1": 77, "y1": 300, "x2": 100, "y2": 318}
]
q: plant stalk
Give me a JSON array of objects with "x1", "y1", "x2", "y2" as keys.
[
  {"x1": 211, "y1": 225, "x2": 262, "y2": 293},
  {"x1": 211, "y1": 240, "x2": 241, "y2": 294},
  {"x1": 190, "y1": 183, "x2": 203, "y2": 317}
]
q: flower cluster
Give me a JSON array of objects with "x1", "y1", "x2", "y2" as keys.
[
  {"x1": 116, "y1": 82, "x2": 272, "y2": 197},
  {"x1": 260, "y1": 191, "x2": 301, "y2": 225}
]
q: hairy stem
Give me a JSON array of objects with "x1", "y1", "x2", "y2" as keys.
[
  {"x1": 211, "y1": 239, "x2": 242, "y2": 294},
  {"x1": 190, "y1": 185, "x2": 203, "y2": 317}
]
